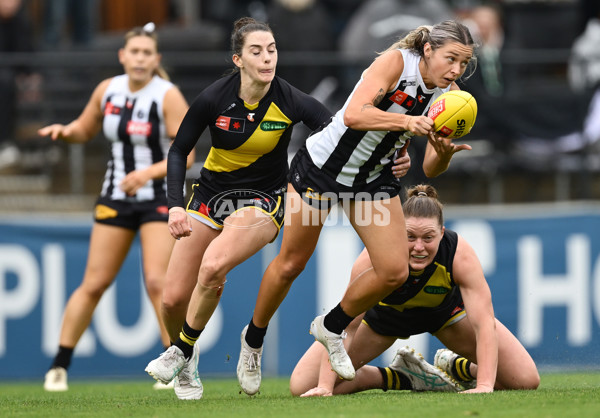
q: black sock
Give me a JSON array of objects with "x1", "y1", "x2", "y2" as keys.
[
  {"x1": 452, "y1": 357, "x2": 475, "y2": 381},
  {"x1": 323, "y1": 303, "x2": 354, "y2": 335},
  {"x1": 245, "y1": 319, "x2": 268, "y2": 349},
  {"x1": 51, "y1": 346, "x2": 74, "y2": 370},
  {"x1": 174, "y1": 321, "x2": 202, "y2": 359},
  {"x1": 378, "y1": 367, "x2": 412, "y2": 391}
]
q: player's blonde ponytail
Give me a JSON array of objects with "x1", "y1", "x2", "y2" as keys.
[{"x1": 380, "y1": 20, "x2": 477, "y2": 78}]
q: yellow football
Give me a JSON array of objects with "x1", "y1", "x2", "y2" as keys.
[{"x1": 427, "y1": 90, "x2": 478, "y2": 139}]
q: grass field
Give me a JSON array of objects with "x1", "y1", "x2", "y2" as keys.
[{"x1": 1, "y1": 372, "x2": 599, "y2": 417}]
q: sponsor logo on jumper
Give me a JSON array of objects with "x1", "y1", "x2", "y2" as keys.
[
  {"x1": 127, "y1": 121, "x2": 152, "y2": 136},
  {"x1": 424, "y1": 286, "x2": 449, "y2": 295},
  {"x1": 104, "y1": 102, "x2": 121, "y2": 115},
  {"x1": 247, "y1": 113, "x2": 255, "y2": 122},
  {"x1": 215, "y1": 116, "x2": 245, "y2": 132},
  {"x1": 260, "y1": 121, "x2": 288, "y2": 131},
  {"x1": 417, "y1": 94, "x2": 427, "y2": 103},
  {"x1": 389, "y1": 90, "x2": 415, "y2": 109}
]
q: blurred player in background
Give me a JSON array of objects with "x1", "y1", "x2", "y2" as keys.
[
  {"x1": 240, "y1": 20, "x2": 476, "y2": 394},
  {"x1": 144, "y1": 17, "x2": 333, "y2": 400},
  {"x1": 0, "y1": 0, "x2": 39, "y2": 170},
  {"x1": 39, "y1": 23, "x2": 194, "y2": 392},
  {"x1": 290, "y1": 184, "x2": 540, "y2": 396}
]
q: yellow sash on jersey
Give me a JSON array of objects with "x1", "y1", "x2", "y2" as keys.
[
  {"x1": 380, "y1": 262, "x2": 453, "y2": 312},
  {"x1": 204, "y1": 103, "x2": 292, "y2": 172}
]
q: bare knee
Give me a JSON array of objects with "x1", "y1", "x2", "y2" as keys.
[
  {"x1": 288, "y1": 368, "x2": 314, "y2": 397},
  {"x1": 514, "y1": 369, "x2": 540, "y2": 390},
  {"x1": 376, "y1": 264, "x2": 409, "y2": 290},
  {"x1": 289, "y1": 374, "x2": 303, "y2": 397},
  {"x1": 199, "y1": 257, "x2": 229, "y2": 287},
  {"x1": 497, "y1": 365, "x2": 540, "y2": 390},
  {"x1": 278, "y1": 256, "x2": 307, "y2": 282},
  {"x1": 79, "y1": 279, "x2": 112, "y2": 302},
  {"x1": 144, "y1": 274, "x2": 165, "y2": 300},
  {"x1": 162, "y1": 288, "x2": 190, "y2": 317},
  {"x1": 525, "y1": 372, "x2": 540, "y2": 390},
  {"x1": 271, "y1": 250, "x2": 311, "y2": 285}
]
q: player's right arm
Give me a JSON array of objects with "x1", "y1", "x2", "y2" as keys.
[
  {"x1": 37, "y1": 79, "x2": 109, "y2": 143},
  {"x1": 453, "y1": 234, "x2": 497, "y2": 393},
  {"x1": 166, "y1": 92, "x2": 210, "y2": 239},
  {"x1": 343, "y1": 50, "x2": 433, "y2": 135}
]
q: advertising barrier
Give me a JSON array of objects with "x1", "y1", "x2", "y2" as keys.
[{"x1": 1, "y1": 203, "x2": 600, "y2": 379}]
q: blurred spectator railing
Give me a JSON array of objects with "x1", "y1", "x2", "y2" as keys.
[{"x1": 0, "y1": 46, "x2": 596, "y2": 206}]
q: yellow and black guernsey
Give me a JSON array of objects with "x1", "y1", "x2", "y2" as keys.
[
  {"x1": 363, "y1": 230, "x2": 465, "y2": 338},
  {"x1": 166, "y1": 72, "x2": 332, "y2": 209}
]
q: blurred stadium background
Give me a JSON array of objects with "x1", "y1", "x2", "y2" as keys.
[{"x1": 2, "y1": 0, "x2": 600, "y2": 381}]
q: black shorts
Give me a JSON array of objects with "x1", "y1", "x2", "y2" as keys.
[
  {"x1": 288, "y1": 146, "x2": 402, "y2": 210},
  {"x1": 362, "y1": 299, "x2": 466, "y2": 339},
  {"x1": 93, "y1": 195, "x2": 169, "y2": 230},
  {"x1": 186, "y1": 180, "x2": 286, "y2": 234}
]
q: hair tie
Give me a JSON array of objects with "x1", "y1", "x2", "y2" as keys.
[
  {"x1": 417, "y1": 191, "x2": 428, "y2": 197},
  {"x1": 143, "y1": 22, "x2": 156, "y2": 33}
]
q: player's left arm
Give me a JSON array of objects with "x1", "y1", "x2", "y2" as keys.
[
  {"x1": 422, "y1": 134, "x2": 472, "y2": 177},
  {"x1": 453, "y1": 234, "x2": 498, "y2": 393},
  {"x1": 422, "y1": 82, "x2": 472, "y2": 177},
  {"x1": 293, "y1": 88, "x2": 333, "y2": 131}
]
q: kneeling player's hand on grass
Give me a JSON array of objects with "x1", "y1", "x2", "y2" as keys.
[
  {"x1": 462, "y1": 385, "x2": 493, "y2": 394},
  {"x1": 300, "y1": 386, "x2": 333, "y2": 397}
]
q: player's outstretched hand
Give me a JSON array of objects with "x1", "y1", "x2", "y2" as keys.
[
  {"x1": 38, "y1": 124, "x2": 71, "y2": 141},
  {"x1": 427, "y1": 132, "x2": 472, "y2": 160}
]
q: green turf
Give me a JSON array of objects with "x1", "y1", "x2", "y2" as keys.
[{"x1": 1, "y1": 372, "x2": 599, "y2": 417}]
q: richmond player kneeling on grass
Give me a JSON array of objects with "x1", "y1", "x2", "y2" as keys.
[{"x1": 290, "y1": 185, "x2": 540, "y2": 396}]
